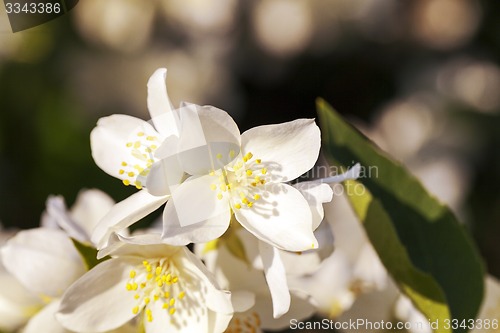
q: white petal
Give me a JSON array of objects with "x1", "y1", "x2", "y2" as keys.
[
  {"x1": 56, "y1": 258, "x2": 138, "y2": 332},
  {"x1": 70, "y1": 189, "x2": 116, "y2": 239},
  {"x1": 98, "y1": 233, "x2": 180, "y2": 260},
  {"x1": 168, "y1": 175, "x2": 230, "y2": 227},
  {"x1": 1, "y1": 228, "x2": 85, "y2": 297},
  {"x1": 180, "y1": 249, "x2": 233, "y2": 315},
  {"x1": 145, "y1": 153, "x2": 184, "y2": 197},
  {"x1": 207, "y1": 310, "x2": 233, "y2": 333},
  {"x1": 231, "y1": 291, "x2": 256, "y2": 313},
  {"x1": 241, "y1": 119, "x2": 320, "y2": 182},
  {"x1": 293, "y1": 182, "x2": 333, "y2": 230},
  {"x1": 319, "y1": 163, "x2": 361, "y2": 183},
  {"x1": 161, "y1": 176, "x2": 230, "y2": 245},
  {"x1": 44, "y1": 195, "x2": 90, "y2": 243},
  {"x1": 353, "y1": 243, "x2": 387, "y2": 290},
  {"x1": 256, "y1": 290, "x2": 316, "y2": 330},
  {"x1": 279, "y1": 221, "x2": 334, "y2": 277},
  {"x1": 234, "y1": 183, "x2": 317, "y2": 252},
  {"x1": 143, "y1": 300, "x2": 181, "y2": 333},
  {"x1": 146, "y1": 68, "x2": 180, "y2": 137},
  {"x1": 91, "y1": 190, "x2": 168, "y2": 249},
  {"x1": 258, "y1": 241, "x2": 290, "y2": 318},
  {"x1": 0, "y1": 272, "x2": 41, "y2": 331},
  {"x1": 24, "y1": 300, "x2": 69, "y2": 333},
  {"x1": 176, "y1": 104, "x2": 241, "y2": 175},
  {"x1": 91, "y1": 115, "x2": 161, "y2": 181}
]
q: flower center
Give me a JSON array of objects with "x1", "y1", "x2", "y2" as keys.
[
  {"x1": 209, "y1": 151, "x2": 269, "y2": 209},
  {"x1": 125, "y1": 259, "x2": 186, "y2": 322},
  {"x1": 118, "y1": 131, "x2": 160, "y2": 189},
  {"x1": 225, "y1": 311, "x2": 262, "y2": 333}
]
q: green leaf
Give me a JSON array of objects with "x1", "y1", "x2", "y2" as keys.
[
  {"x1": 71, "y1": 238, "x2": 110, "y2": 270},
  {"x1": 317, "y1": 98, "x2": 484, "y2": 333}
]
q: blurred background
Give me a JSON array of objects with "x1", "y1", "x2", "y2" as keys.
[{"x1": 0, "y1": 0, "x2": 499, "y2": 329}]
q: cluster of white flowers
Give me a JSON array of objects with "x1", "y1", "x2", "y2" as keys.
[
  {"x1": 0, "y1": 69, "x2": 494, "y2": 333},
  {"x1": 0, "y1": 68, "x2": 366, "y2": 333},
  {"x1": 0, "y1": 67, "x2": 498, "y2": 333}
]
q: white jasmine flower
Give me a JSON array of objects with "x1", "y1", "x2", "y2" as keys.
[
  {"x1": 57, "y1": 234, "x2": 233, "y2": 333},
  {"x1": 160, "y1": 114, "x2": 323, "y2": 252}
]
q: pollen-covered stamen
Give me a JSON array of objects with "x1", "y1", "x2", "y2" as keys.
[
  {"x1": 125, "y1": 259, "x2": 187, "y2": 322},
  {"x1": 209, "y1": 151, "x2": 270, "y2": 210},
  {"x1": 225, "y1": 311, "x2": 262, "y2": 333},
  {"x1": 119, "y1": 131, "x2": 160, "y2": 189}
]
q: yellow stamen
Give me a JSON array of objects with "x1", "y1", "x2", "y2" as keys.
[{"x1": 243, "y1": 152, "x2": 253, "y2": 162}]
